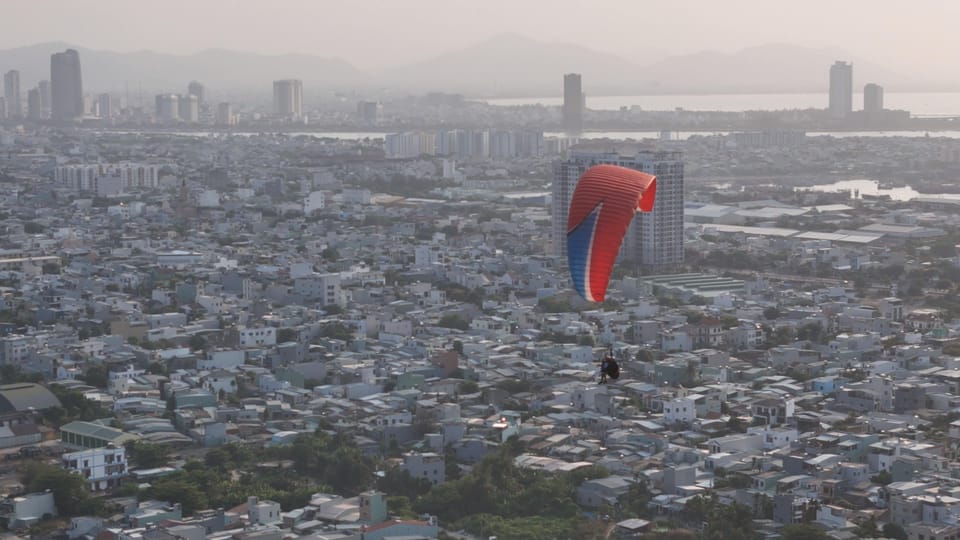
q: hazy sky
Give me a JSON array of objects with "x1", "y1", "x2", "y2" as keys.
[{"x1": 3, "y1": 0, "x2": 958, "y2": 74}]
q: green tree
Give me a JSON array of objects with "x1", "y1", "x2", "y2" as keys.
[
  {"x1": 126, "y1": 441, "x2": 172, "y2": 469},
  {"x1": 24, "y1": 222, "x2": 45, "y2": 234},
  {"x1": 81, "y1": 364, "x2": 109, "y2": 388},
  {"x1": 438, "y1": 315, "x2": 469, "y2": 331},
  {"x1": 870, "y1": 470, "x2": 893, "y2": 485},
  {"x1": 21, "y1": 462, "x2": 104, "y2": 517},
  {"x1": 537, "y1": 296, "x2": 573, "y2": 313},
  {"x1": 321, "y1": 247, "x2": 339, "y2": 262},
  {"x1": 458, "y1": 381, "x2": 479, "y2": 394},
  {"x1": 882, "y1": 523, "x2": 907, "y2": 540},
  {"x1": 188, "y1": 334, "x2": 207, "y2": 351},
  {"x1": 147, "y1": 477, "x2": 208, "y2": 515},
  {"x1": 781, "y1": 523, "x2": 828, "y2": 540},
  {"x1": 277, "y1": 328, "x2": 298, "y2": 343}
]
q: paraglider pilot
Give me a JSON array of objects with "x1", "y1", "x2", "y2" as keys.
[{"x1": 597, "y1": 346, "x2": 619, "y2": 384}]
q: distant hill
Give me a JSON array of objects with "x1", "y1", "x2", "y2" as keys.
[
  {"x1": 378, "y1": 33, "x2": 645, "y2": 96},
  {"x1": 0, "y1": 42, "x2": 367, "y2": 94},
  {"x1": 0, "y1": 37, "x2": 941, "y2": 98},
  {"x1": 637, "y1": 43, "x2": 916, "y2": 94},
  {"x1": 389, "y1": 36, "x2": 924, "y2": 96}
]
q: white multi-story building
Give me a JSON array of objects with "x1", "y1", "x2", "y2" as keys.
[
  {"x1": 54, "y1": 163, "x2": 161, "y2": 193},
  {"x1": 401, "y1": 452, "x2": 445, "y2": 485},
  {"x1": 238, "y1": 326, "x2": 276, "y2": 348},
  {"x1": 663, "y1": 396, "x2": 698, "y2": 425},
  {"x1": 303, "y1": 191, "x2": 325, "y2": 214},
  {"x1": 247, "y1": 496, "x2": 281, "y2": 525},
  {"x1": 552, "y1": 147, "x2": 684, "y2": 271},
  {"x1": 293, "y1": 273, "x2": 341, "y2": 306},
  {"x1": 62, "y1": 445, "x2": 127, "y2": 491}
]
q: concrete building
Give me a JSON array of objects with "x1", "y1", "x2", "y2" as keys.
[
  {"x1": 0, "y1": 491, "x2": 56, "y2": 529},
  {"x1": 96, "y1": 93, "x2": 112, "y2": 119},
  {"x1": 55, "y1": 163, "x2": 161, "y2": 192},
  {"x1": 552, "y1": 147, "x2": 684, "y2": 271},
  {"x1": 829, "y1": 61, "x2": 853, "y2": 119},
  {"x1": 3, "y1": 69, "x2": 23, "y2": 118},
  {"x1": 62, "y1": 445, "x2": 128, "y2": 490},
  {"x1": 273, "y1": 79, "x2": 303, "y2": 119},
  {"x1": 38, "y1": 79, "x2": 50, "y2": 118},
  {"x1": 563, "y1": 73, "x2": 583, "y2": 133},
  {"x1": 864, "y1": 83, "x2": 884, "y2": 114},
  {"x1": 178, "y1": 94, "x2": 199, "y2": 122},
  {"x1": 303, "y1": 191, "x2": 325, "y2": 214},
  {"x1": 187, "y1": 81, "x2": 205, "y2": 106},
  {"x1": 4, "y1": 70, "x2": 21, "y2": 118},
  {"x1": 155, "y1": 94, "x2": 179, "y2": 123},
  {"x1": 356, "y1": 100, "x2": 380, "y2": 125},
  {"x1": 247, "y1": 496, "x2": 281, "y2": 526},
  {"x1": 293, "y1": 273, "x2": 341, "y2": 306},
  {"x1": 401, "y1": 452, "x2": 445, "y2": 485},
  {"x1": 215, "y1": 102, "x2": 235, "y2": 126},
  {"x1": 51, "y1": 49, "x2": 83, "y2": 121}
]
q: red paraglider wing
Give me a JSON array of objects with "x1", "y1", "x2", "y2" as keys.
[{"x1": 566, "y1": 165, "x2": 657, "y2": 302}]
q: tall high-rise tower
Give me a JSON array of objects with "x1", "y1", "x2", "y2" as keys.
[
  {"x1": 552, "y1": 146, "x2": 684, "y2": 272},
  {"x1": 38, "y1": 80, "x2": 51, "y2": 119},
  {"x1": 187, "y1": 81, "x2": 205, "y2": 106},
  {"x1": 563, "y1": 73, "x2": 584, "y2": 133},
  {"x1": 27, "y1": 88, "x2": 41, "y2": 120},
  {"x1": 829, "y1": 61, "x2": 853, "y2": 119},
  {"x1": 4, "y1": 71, "x2": 21, "y2": 119},
  {"x1": 863, "y1": 83, "x2": 884, "y2": 114},
  {"x1": 51, "y1": 49, "x2": 84, "y2": 121},
  {"x1": 272, "y1": 79, "x2": 303, "y2": 119}
]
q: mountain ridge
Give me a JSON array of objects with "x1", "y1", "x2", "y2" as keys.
[{"x1": 0, "y1": 36, "x2": 943, "y2": 97}]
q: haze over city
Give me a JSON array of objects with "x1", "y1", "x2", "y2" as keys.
[
  {"x1": 5, "y1": 3, "x2": 960, "y2": 540},
  {"x1": 1, "y1": 0, "x2": 959, "y2": 94}
]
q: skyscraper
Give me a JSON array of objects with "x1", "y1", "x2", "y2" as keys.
[
  {"x1": 273, "y1": 79, "x2": 303, "y2": 119},
  {"x1": 4, "y1": 70, "x2": 21, "y2": 119},
  {"x1": 178, "y1": 94, "x2": 199, "y2": 122},
  {"x1": 38, "y1": 80, "x2": 50, "y2": 119},
  {"x1": 187, "y1": 81, "x2": 205, "y2": 105},
  {"x1": 863, "y1": 83, "x2": 884, "y2": 114},
  {"x1": 552, "y1": 146, "x2": 684, "y2": 271},
  {"x1": 97, "y1": 93, "x2": 112, "y2": 119},
  {"x1": 155, "y1": 94, "x2": 179, "y2": 123},
  {"x1": 27, "y1": 88, "x2": 41, "y2": 120},
  {"x1": 828, "y1": 61, "x2": 853, "y2": 119},
  {"x1": 357, "y1": 101, "x2": 380, "y2": 125},
  {"x1": 51, "y1": 49, "x2": 84, "y2": 121},
  {"x1": 563, "y1": 73, "x2": 583, "y2": 133},
  {"x1": 215, "y1": 102, "x2": 235, "y2": 126}
]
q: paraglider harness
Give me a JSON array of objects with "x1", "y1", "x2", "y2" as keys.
[{"x1": 598, "y1": 346, "x2": 620, "y2": 384}]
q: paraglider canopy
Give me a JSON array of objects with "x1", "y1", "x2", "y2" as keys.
[{"x1": 566, "y1": 165, "x2": 657, "y2": 302}]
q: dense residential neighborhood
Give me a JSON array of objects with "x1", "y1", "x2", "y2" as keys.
[{"x1": 0, "y1": 120, "x2": 960, "y2": 540}]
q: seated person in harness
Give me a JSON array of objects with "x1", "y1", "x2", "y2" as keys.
[{"x1": 597, "y1": 348, "x2": 620, "y2": 384}]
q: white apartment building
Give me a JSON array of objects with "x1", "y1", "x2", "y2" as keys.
[
  {"x1": 238, "y1": 326, "x2": 276, "y2": 348},
  {"x1": 62, "y1": 445, "x2": 127, "y2": 491},
  {"x1": 54, "y1": 163, "x2": 161, "y2": 193},
  {"x1": 401, "y1": 452, "x2": 445, "y2": 485}
]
